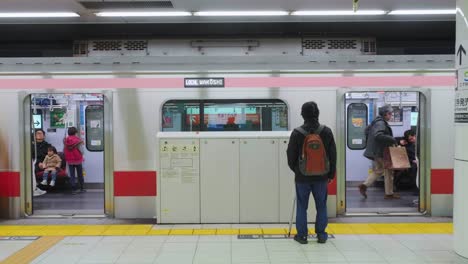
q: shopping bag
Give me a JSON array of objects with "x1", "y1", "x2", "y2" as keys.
[{"x1": 383, "y1": 146, "x2": 411, "y2": 170}]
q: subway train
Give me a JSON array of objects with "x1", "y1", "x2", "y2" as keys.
[{"x1": 0, "y1": 53, "x2": 456, "y2": 222}]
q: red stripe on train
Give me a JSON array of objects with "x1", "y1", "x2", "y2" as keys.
[
  {"x1": 114, "y1": 171, "x2": 157, "y2": 196},
  {"x1": 328, "y1": 176, "x2": 337, "y2": 195},
  {"x1": 431, "y1": 169, "x2": 454, "y2": 194},
  {"x1": 0, "y1": 172, "x2": 20, "y2": 197}
]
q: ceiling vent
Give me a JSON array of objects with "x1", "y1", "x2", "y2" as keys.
[
  {"x1": 79, "y1": 1, "x2": 173, "y2": 10},
  {"x1": 73, "y1": 40, "x2": 148, "y2": 56},
  {"x1": 302, "y1": 37, "x2": 376, "y2": 55}
]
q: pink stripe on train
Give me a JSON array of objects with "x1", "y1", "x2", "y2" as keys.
[{"x1": 0, "y1": 76, "x2": 455, "y2": 89}]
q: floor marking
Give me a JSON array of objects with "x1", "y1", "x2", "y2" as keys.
[
  {"x1": 0, "y1": 223, "x2": 454, "y2": 237},
  {"x1": 1, "y1": 236, "x2": 64, "y2": 264}
]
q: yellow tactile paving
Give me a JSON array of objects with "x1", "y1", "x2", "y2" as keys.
[
  {"x1": 0, "y1": 223, "x2": 454, "y2": 237},
  {"x1": 415, "y1": 223, "x2": 452, "y2": 233},
  {"x1": 391, "y1": 224, "x2": 425, "y2": 234},
  {"x1": 262, "y1": 228, "x2": 287, "y2": 235},
  {"x1": 328, "y1": 224, "x2": 354, "y2": 234},
  {"x1": 169, "y1": 229, "x2": 194, "y2": 235},
  {"x1": 369, "y1": 224, "x2": 402, "y2": 234},
  {"x1": 147, "y1": 229, "x2": 171, "y2": 235},
  {"x1": 239, "y1": 228, "x2": 263, "y2": 235},
  {"x1": 1, "y1": 236, "x2": 64, "y2": 264},
  {"x1": 193, "y1": 229, "x2": 216, "y2": 235},
  {"x1": 347, "y1": 224, "x2": 379, "y2": 234},
  {"x1": 217, "y1": 229, "x2": 239, "y2": 235}
]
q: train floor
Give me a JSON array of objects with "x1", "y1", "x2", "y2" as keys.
[
  {"x1": 33, "y1": 189, "x2": 105, "y2": 216},
  {"x1": 346, "y1": 187, "x2": 419, "y2": 214}
]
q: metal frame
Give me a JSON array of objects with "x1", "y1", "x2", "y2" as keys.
[
  {"x1": 20, "y1": 91, "x2": 114, "y2": 218},
  {"x1": 336, "y1": 88, "x2": 431, "y2": 216},
  {"x1": 0, "y1": 55, "x2": 455, "y2": 74}
]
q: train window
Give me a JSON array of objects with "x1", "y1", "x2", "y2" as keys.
[
  {"x1": 347, "y1": 103, "x2": 368, "y2": 150},
  {"x1": 85, "y1": 105, "x2": 104, "y2": 152},
  {"x1": 161, "y1": 99, "x2": 288, "y2": 132}
]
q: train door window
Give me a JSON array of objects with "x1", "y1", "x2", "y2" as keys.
[
  {"x1": 344, "y1": 92, "x2": 421, "y2": 215},
  {"x1": 30, "y1": 93, "x2": 105, "y2": 216},
  {"x1": 161, "y1": 99, "x2": 288, "y2": 132}
]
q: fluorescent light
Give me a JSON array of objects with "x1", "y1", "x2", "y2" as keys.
[
  {"x1": 0, "y1": 12, "x2": 79, "y2": 18},
  {"x1": 95, "y1": 12, "x2": 192, "y2": 17},
  {"x1": 292, "y1": 10, "x2": 386, "y2": 16},
  {"x1": 194, "y1": 11, "x2": 289, "y2": 16},
  {"x1": 388, "y1": 9, "x2": 456, "y2": 15}
]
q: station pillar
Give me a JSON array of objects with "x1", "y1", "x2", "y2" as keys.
[{"x1": 454, "y1": 0, "x2": 468, "y2": 258}]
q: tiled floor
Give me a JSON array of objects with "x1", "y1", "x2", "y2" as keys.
[
  {"x1": 0, "y1": 239, "x2": 33, "y2": 262},
  {"x1": 0, "y1": 234, "x2": 463, "y2": 264}
]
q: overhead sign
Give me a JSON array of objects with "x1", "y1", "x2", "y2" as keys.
[
  {"x1": 32, "y1": 114, "x2": 42, "y2": 129},
  {"x1": 456, "y1": 1, "x2": 468, "y2": 69},
  {"x1": 457, "y1": 45, "x2": 466, "y2": 66},
  {"x1": 184, "y1": 78, "x2": 224, "y2": 88},
  {"x1": 455, "y1": 89, "x2": 468, "y2": 123}
]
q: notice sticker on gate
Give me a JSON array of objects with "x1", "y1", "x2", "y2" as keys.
[{"x1": 455, "y1": 89, "x2": 468, "y2": 123}]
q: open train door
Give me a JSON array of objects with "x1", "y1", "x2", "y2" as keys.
[
  {"x1": 22, "y1": 93, "x2": 114, "y2": 217},
  {"x1": 339, "y1": 91, "x2": 428, "y2": 215}
]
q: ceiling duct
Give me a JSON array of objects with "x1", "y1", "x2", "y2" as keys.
[{"x1": 79, "y1": 1, "x2": 173, "y2": 10}]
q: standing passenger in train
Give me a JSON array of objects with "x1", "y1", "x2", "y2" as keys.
[
  {"x1": 287, "y1": 101, "x2": 336, "y2": 244},
  {"x1": 359, "y1": 105, "x2": 399, "y2": 199},
  {"x1": 64, "y1": 127, "x2": 85, "y2": 194}
]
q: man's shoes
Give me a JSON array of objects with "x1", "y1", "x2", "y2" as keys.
[
  {"x1": 317, "y1": 237, "x2": 327, "y2": 244},
  {"x1": 293, "y1": 235, "x2": 308, "y2": 244},
  {"x1": 384, "y1": 193, "x2": 401, "y2": 199},
  {"x1": 358, "y1": 184, "x2": 367, "y2": 199}
]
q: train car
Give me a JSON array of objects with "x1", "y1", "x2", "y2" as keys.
[{"x1": 0, "y1": 53, "x2": 456, "y2": 221}]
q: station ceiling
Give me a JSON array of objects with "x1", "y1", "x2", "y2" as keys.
[{"x1": 0, "y1": 0, "x2": 457, "y2": 24}]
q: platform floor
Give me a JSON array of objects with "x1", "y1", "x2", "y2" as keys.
[
  {"x1": 0, "y1": 221, "x2": 464, "y2": 263},
  {"x1": 1, "y1": 233, "x2": 467, "y2": 264}
]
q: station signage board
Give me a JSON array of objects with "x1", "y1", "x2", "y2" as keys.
[
  {"x1": 455, "y1": 89, "x2": 468, "y2": 123},
  {"x1": 184, "y1": 78, "x2": 225, "y2": 88}
]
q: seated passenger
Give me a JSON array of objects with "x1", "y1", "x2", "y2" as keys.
[
  {"x1": 32, "y1": 129, "x2": 51, "y2": 173},
  {"x1": 40, "y1": 146, "x2": 62, "y2": 187},
  {"x1": 394, "y1": 130, "x2": 418, "y2": 190},
  {"x1": 224, "y1": 116, "x2": 240, "y2": 131}
]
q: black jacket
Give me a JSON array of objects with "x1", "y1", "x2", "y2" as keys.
[
  {"x1": 364, "y1": 116, "x2": 396, "y2": 160},
  {"x1": 287, "y1": 122, "x2": 337, "y2": 182}
]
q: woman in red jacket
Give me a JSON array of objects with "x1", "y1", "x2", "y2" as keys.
[{"x1": 64, "y1": 127, "x2": 85, "y2": 194}]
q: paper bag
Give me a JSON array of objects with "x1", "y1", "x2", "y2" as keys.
[{"x1": 383, "y1": 146, "x2": 411, "y2": 170}]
